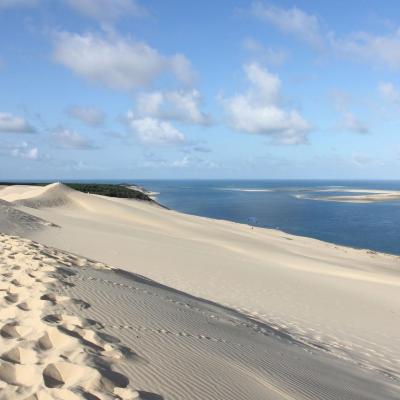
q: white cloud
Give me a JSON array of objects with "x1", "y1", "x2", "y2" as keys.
[
  {"x1": 222, "y1": 63, "x2": 311, "y2": 145},
  {"x1": 172, "y1": 155, "x2": 217, "y2": 168},
  {"x1": 169, "y1": 54, "x2": 197, "y2": 86},
  {"x1": 53, "y1": 32, "x2": 195, "y2": 90},
  {"x1": 0, "y1": 0, "x2": 37, "y2": 9},
  {"x1": 52, "y1": 128, "x2": 97, "y2": 149},
  {"x1": 136, "y1": 90, "x2": 211, "y2": 125},
  {"x1": 65, "y1": 0, "x2": 145, "y2": 22},
  {"x1": 250, "y1": 2, "x2": 323, "y2": 48},
  {"x1": 141, "y1": 152, "x2": 217, "y2": 168},
  {"x1": 66, "y1": 106, "x2": 105, "y2": 126},
  {"x1": 136, "y1": 92, "x2": 164, "y2": 116},
  {"x1": 126, "y1": 89, "x2": 209, "y2": 147},
  {"x1": 339, "y1": 111, "x2": 369, "y2": 134},
  {"x1": 378, "y1": 81, "x2": 400, "y2": 104},
  {"x1": 249, "y1": 3, "x2": 400, "y2": 70},
  {"x1": 10, "y1": 142, "x2": 39, "y2": 160},
  {"x1": 172, "y1": 155, "x2": 190, "y2": 168},
  {"x1": 242, "y1": 38, "x2": 288, "y2": 66},
  {"x1": 126, "y1": 114, "x2": 185, "y2": 145},
  {"x1": 331, "y1": 90, "x2": 370, "y2": 134},
  {"x1": 332, "y1": 30, "x2": 400, "y2": 69},
  {"x1": 0, "y1": 112, "x2": 35, "y2": 133}
]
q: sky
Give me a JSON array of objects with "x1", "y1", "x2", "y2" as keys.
[{"x1": 1, "y1": 0, "x2": 400, "y2": 180}]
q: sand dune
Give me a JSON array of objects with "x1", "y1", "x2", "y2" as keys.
[
  {"x1": 0, "y1": 183, "x2": 400, "y2": 398},
  {"x1": 0, "y1": 199, "x2": 58, "y2": 237},
  {"x1": 0, "y1": 233, "x2": 399, "y2": 399},
  {"x1": 0, "y1": 183, "x2": 81, "y2": 209}
]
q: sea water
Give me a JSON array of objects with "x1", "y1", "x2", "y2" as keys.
[{"x1": 130, "y1": 180, "x2": 400, "y2": 256}]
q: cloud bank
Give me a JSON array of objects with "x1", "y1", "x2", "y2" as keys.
[{"x1": 53, "y1": 32, "x2": 195, "y2": 90}]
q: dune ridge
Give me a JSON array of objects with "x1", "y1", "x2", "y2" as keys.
[{"x1": 0, "y1": 183, "x2": 78, "y2": 210}]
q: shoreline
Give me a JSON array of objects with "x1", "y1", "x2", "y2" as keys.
[
  {"x1": 148, "y1": 200, "x2": 400, "y2": 258},
  {"x1": 161, "y1": 206, "x2": 400, "y2": 258}
]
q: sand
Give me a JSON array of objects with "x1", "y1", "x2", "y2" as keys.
[
  {"x1": 0, "y1": 183, "x2": 399, "y2": 399},
  {"x1": 294, "y1": 188, "x2": 400, "y2": 203},
  {"x1": 316, "y1": 193, "x2": 400, "y2": 203}
]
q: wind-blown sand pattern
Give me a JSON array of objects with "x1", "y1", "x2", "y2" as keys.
[
  {"x1": 1, "y1": 233, "x2": 399, "y2": 399},
  {"x1": 0, "y1": 183, "x2": 400, "y2": 399}
]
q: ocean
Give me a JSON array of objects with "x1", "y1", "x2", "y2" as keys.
[{"x1": 131, "y1": 179, "x2": 400, "y2": 256}]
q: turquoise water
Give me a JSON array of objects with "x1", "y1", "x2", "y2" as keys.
[{"x1": 130, "y1": 180, "x2": 400, "y2": 256}]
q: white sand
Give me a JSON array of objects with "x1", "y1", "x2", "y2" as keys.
[
  {"x1": 316, "y1": 193, "x2": 400, "y2": 203},
  {"x1": 0, "y1": 183, "x2": 399, "y2": 399},
  {"x1": 294, "y1": 188, "x2": 400, "y2": 203}
]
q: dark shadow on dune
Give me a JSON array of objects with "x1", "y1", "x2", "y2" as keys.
[
  {"x1": 113, "y1": 268, "x2": 309, "y2": 348},
  {"x1": 72, "y1": 298, "x2": 91, "y2": 309},
  {"x1": 57, "y1": 266, "x2": 78, "y2": 277},
  {"x1": 137, "y1": 391, "x2": 164, "y2": 400},
  {"x1": 90, "y1": 357, "x2": 129, "y2": 388}
]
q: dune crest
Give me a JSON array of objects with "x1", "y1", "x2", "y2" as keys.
[{"x1": 9, "y1": 183, "x2": 77, "y2": 209}]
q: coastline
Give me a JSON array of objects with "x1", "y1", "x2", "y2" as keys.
[
  {"x1": 133, "y1": 180, "x2": 400, "y2": 255},
  {"x1": 0, "y1": 183, "x2": 400, "y2": 398}
]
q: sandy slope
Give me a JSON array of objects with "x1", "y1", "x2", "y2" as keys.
[
  {"x1": 0, "y1": 233, "x2": 399, "y2": 400},
  {"x1": 0, "y1": 233, "x2": 151, "y2": 399},
  {"x1": 0, "y1": 183, "x2": 399, "y2": 398}
]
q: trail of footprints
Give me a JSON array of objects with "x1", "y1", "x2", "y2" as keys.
[
  {"x1": 0, "y1": 233, "x2": 160, "y2": 400},
  {"x1": 73, "y1": 274, "x2": 301, "y2": 349},
  {"x1": 2, "y1": 232, "x2": 396, "y2": 399},
  {"x1": 71, "y1": 254, "x2": 400, "y2": 383},
  {"x1": 73, "y1": 274, "x2": 247, "y2": 348}
]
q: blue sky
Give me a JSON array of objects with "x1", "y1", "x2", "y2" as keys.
[{"x1": 1, "y1": 0, "x2": 400, "y2": 179}]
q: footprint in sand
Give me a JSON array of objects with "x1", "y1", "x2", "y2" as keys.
[
  {"x1": 5, "y1": 285, "x2": 31, "y2": 303},
  {"x1": 0, "y1": 363, "x2": 40, "y2": 387},
  {"x1": 40, "y1": 293, "x2": 70, "y2": 305},
  {"x1": 1, "y1": 322, "x2": 33, "y2": 339},
  {"x1": 42, "y1": 361, "x2": 99, "y2": 388},
  {"x1": 2, "y1": 346, "x2": 37, "y2": 365},
  {"x1": 38, "y1": 327, "x2": 77, "y2": 350},
  {"x1": 18, "y1": 298, "x2": 46, "y2": 311},
  {"x1": 0, "y1": 235, "x2": 163, "y2": 400}
]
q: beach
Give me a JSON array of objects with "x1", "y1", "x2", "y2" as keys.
[
  {"x1": 0, "y1": 183, "x2": 399, "y2": 399},
  {"x1": 314, "y1": 192, "x2": 400, "y2": 203}
]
